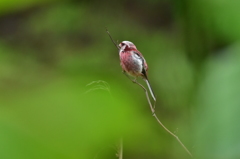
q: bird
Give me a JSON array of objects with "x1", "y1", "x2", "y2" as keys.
[{"x1": 118, "y1": 41, "x2": 156, "y2": 101}]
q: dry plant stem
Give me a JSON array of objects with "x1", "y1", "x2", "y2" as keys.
[
  {"x1": 106, "y1": 28, "x2": 120, "y2": 50},
  {"x1": 131, "y1": 79, "x2": 193, "y2": 158},
  {"x1": 117, "y1": 138, "x2": 123, "y2": 159}
]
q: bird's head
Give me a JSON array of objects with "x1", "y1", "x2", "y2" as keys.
[{"x1": 119, "y1": 41, "x2": 137, "y2": 51}]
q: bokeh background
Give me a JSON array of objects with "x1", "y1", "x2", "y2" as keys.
[{"x1": 0, "y1": 0, "x2": 240, "y2": 159}]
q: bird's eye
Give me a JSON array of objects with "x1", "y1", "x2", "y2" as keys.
[{"x1": 119, "y1": 43, "x2": 124, "y2": 47}]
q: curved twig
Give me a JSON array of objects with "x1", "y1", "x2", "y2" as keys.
[{"x1": 131, "y1": 79, "x2": 193, "y2": 158}]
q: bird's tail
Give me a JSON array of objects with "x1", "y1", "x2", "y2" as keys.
[{"x1": 144, "y1": 79, "x2": 156, "y2": 101}]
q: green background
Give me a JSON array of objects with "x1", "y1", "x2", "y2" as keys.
[{"x1": 0, "y1": 0, "x2": 240, "y2": 158}]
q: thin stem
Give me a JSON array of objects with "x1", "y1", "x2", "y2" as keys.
[
  {"x1": 133, "y1": 80, "x2": 193, "y2": 158},
  {"x1": 118, "y1": 138, "x2": 123, "y2": 159},
  {"x1": 152, "y1": 114, "x2": 192, "y2": 157},
  {"x1": 105, "y1": 28, "x2": 120, "y2": 50}
]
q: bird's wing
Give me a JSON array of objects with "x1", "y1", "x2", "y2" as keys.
[{"x1": 133, "y1": 51, "x2": 148, "y2": 79}]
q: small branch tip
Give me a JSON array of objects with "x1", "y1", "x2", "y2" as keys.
[{"x1": 105, "y1": 28, "x2": 120, "y2": 50}]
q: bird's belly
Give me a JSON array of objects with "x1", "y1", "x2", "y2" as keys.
[{"x1": 121, "y1": 54, "x2": 142, "y2": 77}]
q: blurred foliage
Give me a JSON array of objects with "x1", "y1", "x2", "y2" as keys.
[
  {"x1": 194, "y1": 44, "x2": 240, "y2": 159},
  {"x1": 0, "y1": 0, "x2": 239, "y2": 159}
]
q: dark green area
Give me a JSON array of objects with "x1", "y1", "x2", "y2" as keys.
[{"x1": 0, "y1": 0, "x2": 240, "y2": 158}]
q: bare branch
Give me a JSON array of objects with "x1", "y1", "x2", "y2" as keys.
[
  {"x1": 125, "y1": 75, "x2": 193, "y2": 157},
  {"x1": 105, "y1": 28, "x2": 120, "y2": 50}
]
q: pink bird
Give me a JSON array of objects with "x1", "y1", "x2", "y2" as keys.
[{"x1": 119, "y1": 41, "x2": 156, "y2": 101}]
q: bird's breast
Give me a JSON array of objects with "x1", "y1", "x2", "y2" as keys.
[{"x1": 120, "y1": 51, "x2": 143, "y2": 76}]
